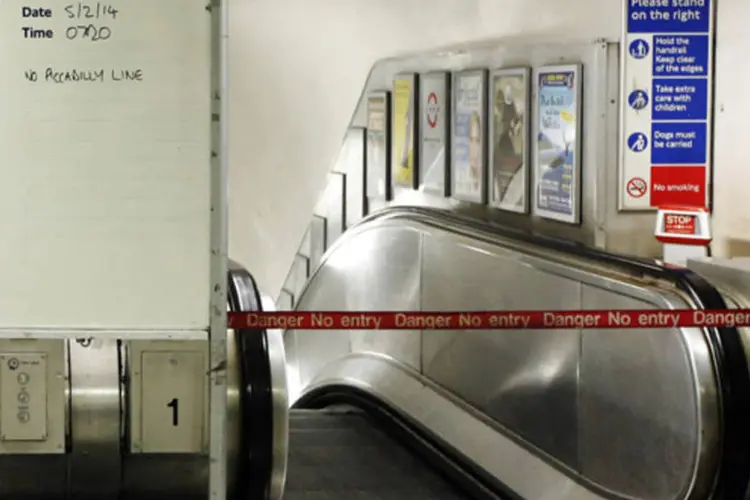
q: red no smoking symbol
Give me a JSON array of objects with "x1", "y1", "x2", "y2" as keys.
[
  {"x1": 626, "y1": 177, "x2": 647, "y2": 198},
  {"x1": 427, "y1": 92, "x2": 439, "y2": 128}
]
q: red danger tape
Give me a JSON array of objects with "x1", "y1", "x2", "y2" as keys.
[{"x1": 226, "y1": 309, "x2": 750, "y2": 330}]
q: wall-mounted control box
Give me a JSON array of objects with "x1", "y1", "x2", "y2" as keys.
[{"x1": 0, "y1": 340, "x2": 66, "y2": 454}]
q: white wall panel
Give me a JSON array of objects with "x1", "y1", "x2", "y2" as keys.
[{"x1": 0, "y1": 0, "x2": 211, "y2": 329}]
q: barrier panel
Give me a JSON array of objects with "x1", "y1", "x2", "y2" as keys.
[{"x1": 228, "y1": 309, "x2": 750, "y2": 330}]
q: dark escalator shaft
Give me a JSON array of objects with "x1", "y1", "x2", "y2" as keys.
[{"x1": 285, "y1": 409, "x2": 473, "y2": 500}]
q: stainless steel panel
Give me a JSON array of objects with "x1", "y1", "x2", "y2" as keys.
[
  {"x1": 314, "y1": 173, "x2": 346, "y2": 248},
  {"x1": 118, "y1": 327, "x2": 244, "y2": 499},
  {"x1": 302, "y1": 354, "x2": 602, "y2": 500},
  {"x1": 309, "y1": 215, "x2": 327, "y2": 271},
  {"x1": 277, "y1": 289, "x2": 294, "y2": 311},
  {"x1": 281, "y1": 256, "x2": 307, "y2": 301},
  {"x1": 259, "y1": 294, "x2": 290, "y2": 500},
  {"x1": 688, "y1": 258, "x2": 750, "y2": 305},
  {"x1": 225, "y1": 325, "x2": 243, "y2": 499},
  {"x1": 340, "y1": 227, "x2": 421, "y2": 370},
  {"x1": 579, "y1": 286, "x2": 711, "y2": 500},
  {"x1": 69, "y1": 337, "x2": 122, "y2": 499},
  {"x1": 288, "y1": 209, "x2": 720, "y2": 500},
  {"x1": 341, "y1": 127, "x2": 366, "y2": 229},
  {"x1": 421, "y1": 231, "x2": 581, "y2": 467},
  {"x1": 0, "y1": 326, "x2": 250, "y2": 499},
  {"x1": 367, "y1": 197, "x2": 388, "y2": 214},
  {"x1": 290, "y1": 254, "x2": 309, "y2": 298},
  {"x1": 284, "y1": 328, "x2": 302, "y2": 403},
  {"x1": 689, "y1": 257, "x2": 750, "y2": 358},
  {"x1": 289, "y1": 225, "x2": 422, "y2": 389},
  {"x1": 299, "y1": 228, "x2": 311, "y2": 259}
]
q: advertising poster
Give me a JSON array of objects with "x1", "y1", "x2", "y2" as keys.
[
  {"x1": 489, "y1": 68, "x2": 530, "y2": 213},
  {"x1": 391, "y1": 74, "x2": 418, "y2": 189},
  {"x1": 419, "y1": 72, "x2": 450, "y2": 196},
  {"x1": 533, "y1": 65, "x2": 582, "y2": 224},
  {"x1": 365, "y1": 91, "x2": 390, "y2": 200},
  {"x1": 451, "y1": 70, "x2": 488, "y2": 204}
]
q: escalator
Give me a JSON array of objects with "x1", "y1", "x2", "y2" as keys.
[
  {"x1": 280, "y1": 206, "x2": 750, "y2": 500},
  {"x1": 228, "y1": 260, "x2": 501, "y2": 500},
  {"x1": 234, "y1": 207, "x2": 750, "y2": 499}
]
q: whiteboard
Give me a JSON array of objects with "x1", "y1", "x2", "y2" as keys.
[{"x1": 0, "y1": 0, "x2": 212, "y2": 330}]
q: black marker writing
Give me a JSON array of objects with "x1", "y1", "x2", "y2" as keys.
[
  {"x1": 111, "y1": 69, "x2": 143, "y2": 81},
  {"x1": 66, "y1": 25, "x2": 111, "y2": 41},
  {"x1": 36, "y1": 68, "x2": 144, "y2": 84},
  {"x1": 47, "y1": 68, "x2": 105, "y2": 83},
  {"x1": 64, "y1": 3, "x2": 119, "y2": 20}
]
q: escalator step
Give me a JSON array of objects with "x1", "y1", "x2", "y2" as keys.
[{"x1": 285, "y1": 409, "x2": 472, "y2": 500}]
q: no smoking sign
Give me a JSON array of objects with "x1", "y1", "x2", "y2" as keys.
[
  {"x1": 426, "y1": 92, "x2": 439, "y2": 128},
  {"x1": 626, "y1": 177, "x2": 647, "y2": 199}
]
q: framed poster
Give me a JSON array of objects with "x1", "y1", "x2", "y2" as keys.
[
  {"x1": 533, "y1": 65, "x2": 583, "y2": 224},
  {"x1": 365, "y1": 91, "x2": 391, "y2": 200},
  {"x1": 451, "y1": 69, "x2": 488, "y2": 204},
  {"x1": 489, "y1": 68, "x2": 530, "y2": 213},
  {"x1": 391, "y1": 74, "x2": 419, "y2": 189},
  {"x1": 419, "y1": 72, "x2": 450, "y2": 196}
]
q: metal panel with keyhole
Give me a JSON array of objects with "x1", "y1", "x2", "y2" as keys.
[{"x1": 128, "y1": 340, "x2": 209, "y2": 454}]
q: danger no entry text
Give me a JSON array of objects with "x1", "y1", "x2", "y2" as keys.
[
  {"x1": 229, "y1": 310, "x2": 750, "y2": 330},
  {"x1": 239, "y1": 311, "x2": 687, "y2": 329}
]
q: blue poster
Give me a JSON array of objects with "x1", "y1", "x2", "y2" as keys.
[{"x1": 534, "y1": 67, "x2": 580, "y2": 223}]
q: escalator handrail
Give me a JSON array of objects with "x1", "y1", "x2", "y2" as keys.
[
  {"x1": 298, "y1": 205, "x2": 750, "y2": 499},
  {"x1": 227, "y1": 260, "x2": 274, "y2": 499}
]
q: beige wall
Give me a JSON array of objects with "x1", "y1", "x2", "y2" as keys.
[{"x1": 228, "y1": 0, "x2": 742, "y2": 296}]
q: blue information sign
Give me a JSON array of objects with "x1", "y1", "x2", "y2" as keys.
[
  {"x1": 651, "y1": 122, "x2": 707, "y2": 164},
  {"x1": 621, "y1": 0, "x2": 713, "y2": 210},
  {"x1": 628, "y1": 89, "x2": 649, "y2": 110},
  {"x1": 629, "y1": 39, "x2": 650, "y2": 59},
  {"x1": 627, "y1": 1, "x2": 711, "y2": 33},
  {"x1": 652, "y1": 78, "x2": 708, "y2": 120},
  {"x1": 628, "y1": 132, "x2": 649, "y2": 153},
  {"x1": 653, "y1": 35, "x2": 709, "y2": 76}
]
